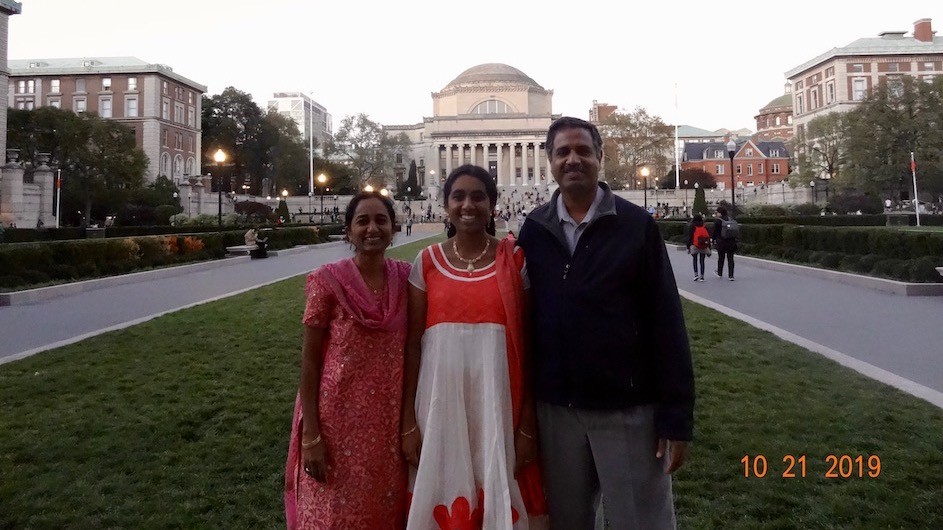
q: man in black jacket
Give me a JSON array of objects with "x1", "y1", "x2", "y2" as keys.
[{"x1": 517, "y1": 116, "x2": 694, "y2": 529}]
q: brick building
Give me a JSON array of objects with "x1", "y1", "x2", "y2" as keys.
[
  {"x1": 754, "y1": 87, "x2": 794, "y2": 142},
  {"x1": 682, "y1": 139, "x2": 789, "y2": 190},
  {"x1": 785, "y1": 18, "x2": 942, "y2": 139},
  {"x1": 8, "y1": 57, "x2": 205, "y2": 184}
]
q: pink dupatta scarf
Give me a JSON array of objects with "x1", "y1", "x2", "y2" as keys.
[{"x1": 284, "y1": 258, "x2": 408, "y2": 529}]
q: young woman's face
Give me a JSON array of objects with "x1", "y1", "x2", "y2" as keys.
[
  {"x1": 346, "y1": 198, "x2": 393, "y2": 254},
  {"x1": 447, "y1": 175, "x2": 493, "y2": 234}
]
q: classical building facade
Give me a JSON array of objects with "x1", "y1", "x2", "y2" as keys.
[
  {"x1": 0, "y1": 0, "x2": 23, "y2": 227},
  {"x1": 267, "y1": 91, "x2": 332, "y2": 151},
  {"x1": 385, "y1": 63, "x2": 559, "y2": 199},
  {"x1": 8, "y1": 56, "x2": 205, "y2": 184},
  {"x1": 785, "y1": 18, "x2": 942, "y2": 139}
]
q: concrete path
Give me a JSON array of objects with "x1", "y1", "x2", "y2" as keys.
[
  {"x1": 2, "y1": 231, "x2": 941, "y2": 409},
  {"x1": 0, "y1": 231, "x2": 434, "y2": 365},
  {"x1": 668, "y1": 247, "x2": 943, "y2": 407}
]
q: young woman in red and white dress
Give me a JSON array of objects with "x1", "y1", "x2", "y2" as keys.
[{"x1": 401, "y1": 164, "x2": 547, "y2": 530}]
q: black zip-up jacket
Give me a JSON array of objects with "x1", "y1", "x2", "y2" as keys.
[{"x1": 517, "y1": 183, "x2": 694, "y2": 440}]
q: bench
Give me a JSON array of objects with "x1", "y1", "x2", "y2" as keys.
[{"x1": 226, "y1": 244, "x2": 258, "y2": 256}]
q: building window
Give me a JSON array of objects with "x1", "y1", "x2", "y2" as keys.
[
  {"x1": 16, "y1": 80, "x2": 25, "y2": 93},
  {"x1": 852, "y1": 78, "x2": 867, "y2": 101},
  {"x1": 886, "y1": 63, "x2": 900, "y2": 72},
  {"x1": 76, "y1": 78, "x2": 86, "y2": 93},
  {"x1": 775, "y1": 116, "x2": 781, "y2": 126},
  {"x1": 736, "y1": 164, "x2": 742, "y2": 175},
  {"x1": 825, "y1": 66, "x2": 835, "y2": 77},
  {"x1": 187, "y1": 107, "x2": 195, "y2": 127},
  {"x1": 48, "y1": 97, "x2": 61, "y2": 109},
  {"x1": 923, "y1": 62, "x2": 936, "y2": 71},
  {"x1": 186, "y1": 157, "x2": 195, "y2": 175},
  {"x1": 471, "y1": 99, "x2": 510, "y2": 114},
  {"x1": 713, "y1": 149, "x2": 724, "y2": 158},
  {"x1": 826, "y1": 82, "x2": 835, "y2": 104},
  {"x1": 888, "y1": 76, "x2": 904, "y2": 97},
  {"x1": 128, "y1": 77, "x2": 137, "y2": 91},
  {"x1": 188, "y1": 91, "x2": 193, "y2": 105},
  {"x1": 395, "y1": 153, "x2": 403, "y2": 164},
  {"x1": 770, "y1": 149, "x2": 781, "y2": 157},
  {"x1": 716, "y1": 164, "x2": 725, "y2": 175},
  {"x1": 162, "y1": 81, "x2": 168, "y2": 95},
  {"x1": 99, "y1": 96, "x2": 112, "y2": 118},
  {"x1": 796, "y1": 94, "x2": 804, "y2": 114},
  {"x1": 125, "y1": 96, "x2": 138, "y2": 117},
  {"x1": 160, "y1": 153, "x2": 170, "y2": 176},
  {"x1": 162, "y1": 130, "x2": 168, "y2": 147},
  {"x1": 27, "y1": 80, "x2": 35, "y2": 93},
  {"x1": 787, "y1": 115, "x2": 793, "y2": 124},
  {"x1": 50, "y1": 79, "x2": 60, "y2": 93},
  {"x1": 162, "y1": 99, "x2": 170, "y2": 120},
  {"x1": 174, "y1": 102, "x2": 184, "y2": 123},
  {"x1": 173, "y1": 155, "x2": 183, "y2": 177},
  {"x1": 772, "y1": 163, "x2": 781, "y2": 174},
  {"x1": 850, "y1": 63, "x2": 864, "y2": 73},
  {"x1": 102, "y1": 77, "x2": 111, "y2": 91},
  {"x1": 175, "y1": 133, "x2": 182, "y2": 150},
  {"x1": 74, "y1": 97, "x2": 87, "y2": 113},
  {"x1": 746, "y1": 148, "x2": 754, "y2": 156},
  {"x1": 758, "y1": 163, "x2": 764, "y2": 174},
  {"x1": 747, "y1": 164, "x2": 753, "y2": 176}
]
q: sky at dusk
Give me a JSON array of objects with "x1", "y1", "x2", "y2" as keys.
[{"x1": 8, "y1": 1, "x2": 941, "y2": 132}]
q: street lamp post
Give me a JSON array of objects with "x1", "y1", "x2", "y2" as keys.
[
  {"x1": 640, "y1": 166, "x2": 651, "y2": 210},
  {"x1": 317, "y1": 173, "x2": 327, "y2": 224},
  {"x1": 810, "y1": 180, "x2": 816, "y2": 204},
  {"x1": 213, "y1": 149, "x2": 227, "y2": 227},
  {"x1": 684, "y1": 179, "x2": 689, "y2": 215},
  {"x1": 726, "y1": 139, "x2": 737, "y2": 210}
]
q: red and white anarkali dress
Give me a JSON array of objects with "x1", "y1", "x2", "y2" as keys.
[{"x1": 406, "y1": 239, "x2": 547, "y2": 530}]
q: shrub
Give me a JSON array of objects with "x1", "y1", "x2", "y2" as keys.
[
  {"x1": 820, "y1": 252, "x2": 844, "y2": 269},
  {"x1": 751, "y1": 205, "x2": 788, "y2": 217},
  {"x1": 908, "y1": 256, "x2": 942, "y2": 283},
  {"x1": 871, "y1": 259, "x2": 906, "y2": 279},
  {"x1": 839, "y1": 255, "x2": 862, "y2": 272},
  {"x1": 790, "y1": 203, "x2": 821, "y2": 216}
]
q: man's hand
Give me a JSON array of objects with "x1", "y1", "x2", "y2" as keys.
[{"x1": 656, "y1": 439, "x2": 688, "y2": 474}]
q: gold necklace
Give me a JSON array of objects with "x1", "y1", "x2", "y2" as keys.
[{"x1": 452, "y1": 238, "x2": 491, "y2": 274}]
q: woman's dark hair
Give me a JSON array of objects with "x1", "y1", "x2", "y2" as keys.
[
  {"x1": 692, "y1": 214, "x2": 704, "y2": 226},
  {"x1": 344, "y1": 191, "x2": 396, "y2": 229},
  {"x1": 443, "y1": 164, "x2": 498, "y2": 237},
  {"x1": 716, "y1": 205, "x2": 728, "y2": 217}
]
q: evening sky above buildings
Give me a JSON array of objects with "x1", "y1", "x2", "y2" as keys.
[{"x1": 8, "y1": 0, "x2": 941, "y2": 132}]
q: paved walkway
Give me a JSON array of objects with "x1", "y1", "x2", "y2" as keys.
[{"x1": 2, "y1": 234, "x2": 941, "y2": 408}]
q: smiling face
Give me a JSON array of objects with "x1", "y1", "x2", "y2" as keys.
[
  {"x1": 345, "y1": 197, "x2": 393, "y2": 255},
  {"x1": 447, "y1": 174, "x2": 494, "y2": 235},
  {"x1": 549, "y1": 127, "x2": 602, "y2": 200}
]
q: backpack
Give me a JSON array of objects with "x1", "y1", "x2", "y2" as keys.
[
  {"x1": 721, "y1": 218, "x2": 741, "y2": 240},
  {"x1": 693, "y1": 226, "x2": 710, "y2": 249}
]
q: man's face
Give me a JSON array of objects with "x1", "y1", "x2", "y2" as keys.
[{"x1": 549, "y1": 127, "x2": 601, "y2": 198}]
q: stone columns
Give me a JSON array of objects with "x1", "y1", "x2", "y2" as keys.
[
  {"x1": 0, "y1": 149, "x2": 24, "y2": 226},
  {"x1": 470, "y1": 143, "x2": 477, "y2": 166},
  {"x1": 445, "y1": 144, "x2": 453, "y2": 177},
  {"x1": 522, "y1": 142, "x2": 530, "y2": 186},
  {"x1": 458, "y1": 144, "x2": 465, "y2": 167},
  {"x1": 496, "y1": 143, "x2": 504, "y2": 187},
  {"x1": 34, "y1": 153, "x2": 55, "y2": 226}
]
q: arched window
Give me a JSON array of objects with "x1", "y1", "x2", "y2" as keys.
[
  {"x1": 185, "y1": 157, "x2": 195, "y2": 176},
  {"x1": 775, "y1": 116, "x2": 781, "y2": 126},
  {"x1": 160, "y1": 153, "x2": 170, "y2": 176},
  {"x1": 470, "y1": 100, "x2": 511, "y2": 115},
  {"x1": 173, "y1": 155, "x2": 183, "y2": 177}
]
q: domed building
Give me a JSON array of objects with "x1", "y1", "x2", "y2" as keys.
[
  {"x1": 754, "y1": 87, "x2": 794, "y2": 142},
  {"x1": 386, "y1": 63, "x2": 559, "y2": 198}
]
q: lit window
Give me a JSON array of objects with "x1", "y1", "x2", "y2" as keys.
[
  {"x1": 50, "y1": 79, "x2": 60, "y2": 93},
  {"x1": 27, "y1": 80, "x2": 35, "y2": 93},
  {"x1": 128, "y1": 77, "x2": 137, "y2": 91},
  {"x1": 16, "y1": 80, "x2": 25, "y2": 93},
  {"x1": 102, "y1": 77, "x2": 111, "y2": 90}
]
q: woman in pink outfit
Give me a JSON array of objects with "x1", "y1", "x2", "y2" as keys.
[{"x1": 285, "y1": 191, "x2": 411, "y2": 529}]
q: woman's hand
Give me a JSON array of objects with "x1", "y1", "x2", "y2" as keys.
[
  {"x1": 514, "y1": 429, "x2": 539, "y2": 477},
  {"x1": 302, "y1": 437, "x2": 329, "y2": 483},
  {"x1": 401, "y1": 425, "x2": 422, "y2": 468}
]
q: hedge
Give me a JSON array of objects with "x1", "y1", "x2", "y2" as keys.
[
  {"x1": 0, "y1": 226, "x2": 327, "y2": 291},
  {"x1": 658, "y1": 221, "x2": 943, "y2": 283},
  {"x1": 0, "y1": 223, "x2": 345, "y2": 244}
]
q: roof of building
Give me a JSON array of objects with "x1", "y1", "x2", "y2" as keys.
[
  {"x1": 785, "y1": 31, "x2": 943, "y2": 78},
  {"x1": 684, "y1": 140, "x2": 789, "y2": 161},
  {"x1": 677, "y1": 124, "x2": 718, "y2": 138},
  {"x1": 443, "y1": 63, "x2": 545, "y2": 91},
  {"x1": 760, "y1": 93, "x2": 792, "y2": 110},
  {"x1": 8, "y1": 57, "x2": 207, "y2": 91},
  {"x1": 0, "y1": 1, "x2": 22, "y2": 15}
]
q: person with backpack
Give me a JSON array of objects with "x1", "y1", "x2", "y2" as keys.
[
  {"x1": 686, "y1": 214, "x2": 711, "y2": 281},
  {"x1": 712, "y1": 205, "x2": 739, "y2": 281}
]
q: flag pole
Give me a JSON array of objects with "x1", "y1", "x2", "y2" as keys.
[
  {"x1": 55, "y1": 168, "x2": 61, "y2": 229},
  {"x1": 674, "y1": 83, "x2": 680, "y2": 190},
  {"x1": 911, "y1": 152, "x2": 920, "y2": 227}
]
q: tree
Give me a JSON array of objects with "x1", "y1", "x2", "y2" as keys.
[
  {"x1": 691, "y1": 186, "x2": 708, "y2": 217},
  {"x1": 659, "y1": 168, "x2": 716, "y2": 190},
  {"x1": 843, "y1": 77, "x2": 943, "y2": 201},
  {"x1": 201, "y1": 87, "x2": 264, "y2": 192},
  {"x1": 333, "y1": 113, "x2": 412, "y2": 190},
  {"x1": 599, "y1": 107, "x2": 674, "y2": 190},
  {"x1": 793, "y1": 112, "x2": 847, "y2": 184},
  {"x1": 398, "y1": 160, "x2": 419, "y2": 199},
  {"x1": 7, "y1": 106, "x2": 148, "y2": 226}
]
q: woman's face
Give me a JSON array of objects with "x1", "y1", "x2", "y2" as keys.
[
  {"x1": 447, "y1": 175, "x2": 493, "y2": 234},
  {"x1": 346, "y1": 198, "x2": 393, "y2": 255}
]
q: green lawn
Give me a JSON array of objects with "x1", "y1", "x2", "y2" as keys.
[{"x1": 1, "y1": 238, "x2": 941, "y2": 528}]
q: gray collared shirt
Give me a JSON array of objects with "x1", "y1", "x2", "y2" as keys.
[{"x1": 557, "y1": 186, "x2": 604, "y2": 255}]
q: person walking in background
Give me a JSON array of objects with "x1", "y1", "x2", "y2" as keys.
[
  {"x1": 517, "y1": 117, "x2": 694, "y2": 529},
  {"x1": 712, "y1": 205, "x2": 739, "y2": 281},
  {"x1": 284, "y1": 191, "x2": 411, "y2": 529},
  {"x1": 687, "y1": 214, "x2": 711, "y2": 281},
  {"x1": 405, "y1": 216, "x2": 413, "y2": 236},
  {"x1": 401, "y1": 164, "x2": 547, "y2": 529}
]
